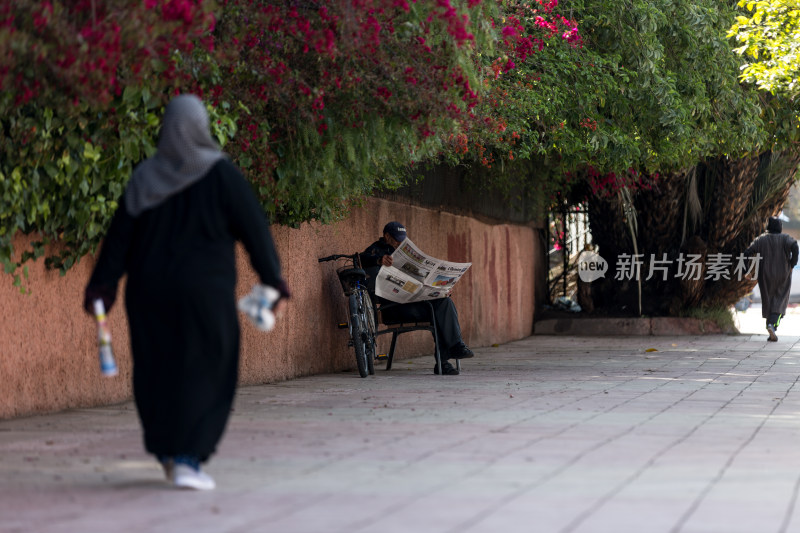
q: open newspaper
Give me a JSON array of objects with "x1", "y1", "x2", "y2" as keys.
[{"x1": 375, "y1": 238, "x2": 471, "y2": 303}]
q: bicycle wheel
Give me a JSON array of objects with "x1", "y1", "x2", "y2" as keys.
[
  {"x1": 362, "y1": 291, "x2": 377, "y2": 375},
  {"x1": 349, "y1": 294, "x2": 369, "y2": 378}
]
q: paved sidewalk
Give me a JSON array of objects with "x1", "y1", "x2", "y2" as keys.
[{"x1": 2, "y1": 331, "x2": 800, "y2": 533}]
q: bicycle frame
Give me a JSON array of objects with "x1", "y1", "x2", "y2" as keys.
[{"x1": 318, "y1": 253, "x2": 377, "y2": 377}]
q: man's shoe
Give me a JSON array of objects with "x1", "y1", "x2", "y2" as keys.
[
  {"x1": 767, "y1": 324, "x2": 778, "y2": 342},
  {"x1": 173, "y1": 463, "x2": 216, "y2": 490},
  {"x1": 448, "y1": 343, "x2": 474, "y2": 359},
  {"x1": 433, "y1": 361, "x2": 460, "y2": 375}
]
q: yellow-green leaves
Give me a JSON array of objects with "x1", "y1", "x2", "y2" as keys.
[{"x1": 729, "y1": 0, "x2": 800, "y2": 97}]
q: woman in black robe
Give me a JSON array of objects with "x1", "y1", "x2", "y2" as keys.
[{"x1": 84, "y1": 94, "x2": 289, "y2": 490}]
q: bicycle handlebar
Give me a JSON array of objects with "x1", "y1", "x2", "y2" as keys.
[{"x1": 318, "y1": 253, "x2": 357, "y2": 263}]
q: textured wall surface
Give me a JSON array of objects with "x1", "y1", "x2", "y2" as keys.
[{"x1": 0, "y1": 198, "x2": 542, "y2": 419}]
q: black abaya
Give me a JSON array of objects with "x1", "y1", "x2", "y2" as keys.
[{"x1": 87, "y1": 159, "x2": 284, "y2": 460}]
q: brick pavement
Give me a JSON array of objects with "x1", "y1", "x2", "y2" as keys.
[{"x1": 2, "y1": 330, "x2": 800, "y2": 533}]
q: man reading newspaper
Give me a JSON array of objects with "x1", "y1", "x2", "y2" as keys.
[{"x1": 359, "y1": 221, "x2": 473, "y2": 375}]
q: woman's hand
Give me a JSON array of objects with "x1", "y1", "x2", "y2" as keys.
[{"x1": 84, "y1": 285, "x2": 117, "y2": 315}]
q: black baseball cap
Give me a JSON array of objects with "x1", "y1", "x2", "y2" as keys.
[{"x1": 383, "y1": 221, "x2": 407, "y2": 242}]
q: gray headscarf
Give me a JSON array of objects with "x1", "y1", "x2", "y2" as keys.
[{"x1": 124, "y1": 94, "x2": 226, "y2": 216}]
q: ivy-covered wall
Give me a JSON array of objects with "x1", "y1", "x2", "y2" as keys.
[{"x1": 0, "y1": 198, "x2": 541, "y2": 419}]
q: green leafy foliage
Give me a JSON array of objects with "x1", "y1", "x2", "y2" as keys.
[
  {"x1": 455, "y1": 0, "x2": 794, "y2": 212},
  {"x1": 0, "y1": 0, "x2": 498, "y2": 281},
  {"x1": 0, "y1": 86, "x2": 236, "y2": 281},
  {"x1": 729, "y1": 0, "x2": 800, "y2": 97},
  {"x1": 213, "y1": 0, "x2": 499, "y2": 225},
  {"x1": 3, "y1": 0, "x2": 799, "y2": 289}
]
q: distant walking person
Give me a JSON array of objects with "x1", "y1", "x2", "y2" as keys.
[
  {"x1": 744, "y1": 216, "x2": 798, "y2": 341},
  {"x1": 84, "y1": 94, "x2": 290, "y2": 490}
]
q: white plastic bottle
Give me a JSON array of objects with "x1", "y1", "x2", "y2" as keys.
[
  {"x1": 237, "y1": 285, "x2": 280, "y2": 332},
  {"x1": 93, "y1": 299, "x2": 119, "y2": 377}
]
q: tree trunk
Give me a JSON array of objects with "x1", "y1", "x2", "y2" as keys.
[{"x1": 582, "y1": 150, "x2": 800, "y2": 315}]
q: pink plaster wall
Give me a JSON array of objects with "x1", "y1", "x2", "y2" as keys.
[{"x1": 0, "y1": 198, "x2": 542, "y2": 419}]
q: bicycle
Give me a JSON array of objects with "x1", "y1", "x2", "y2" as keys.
[{"x1": 318, "y1": 253, "x2": 377, "y2": 378}]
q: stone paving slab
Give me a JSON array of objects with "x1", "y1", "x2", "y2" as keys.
[{"x1": 2, "y1": 331, "x2": 800, "y2": 533}]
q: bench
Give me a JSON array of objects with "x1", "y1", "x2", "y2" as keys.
[{"x1": 374, "y1": 300, "x2": 461, "y2": 375}]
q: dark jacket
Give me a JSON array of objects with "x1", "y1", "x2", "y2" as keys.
[
  {"x1": 359, "y1": 238, "x2": 395, "y2": 293},
  {"x1": 359, "y1": 237, "x2": 395, "y2": 268}
]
